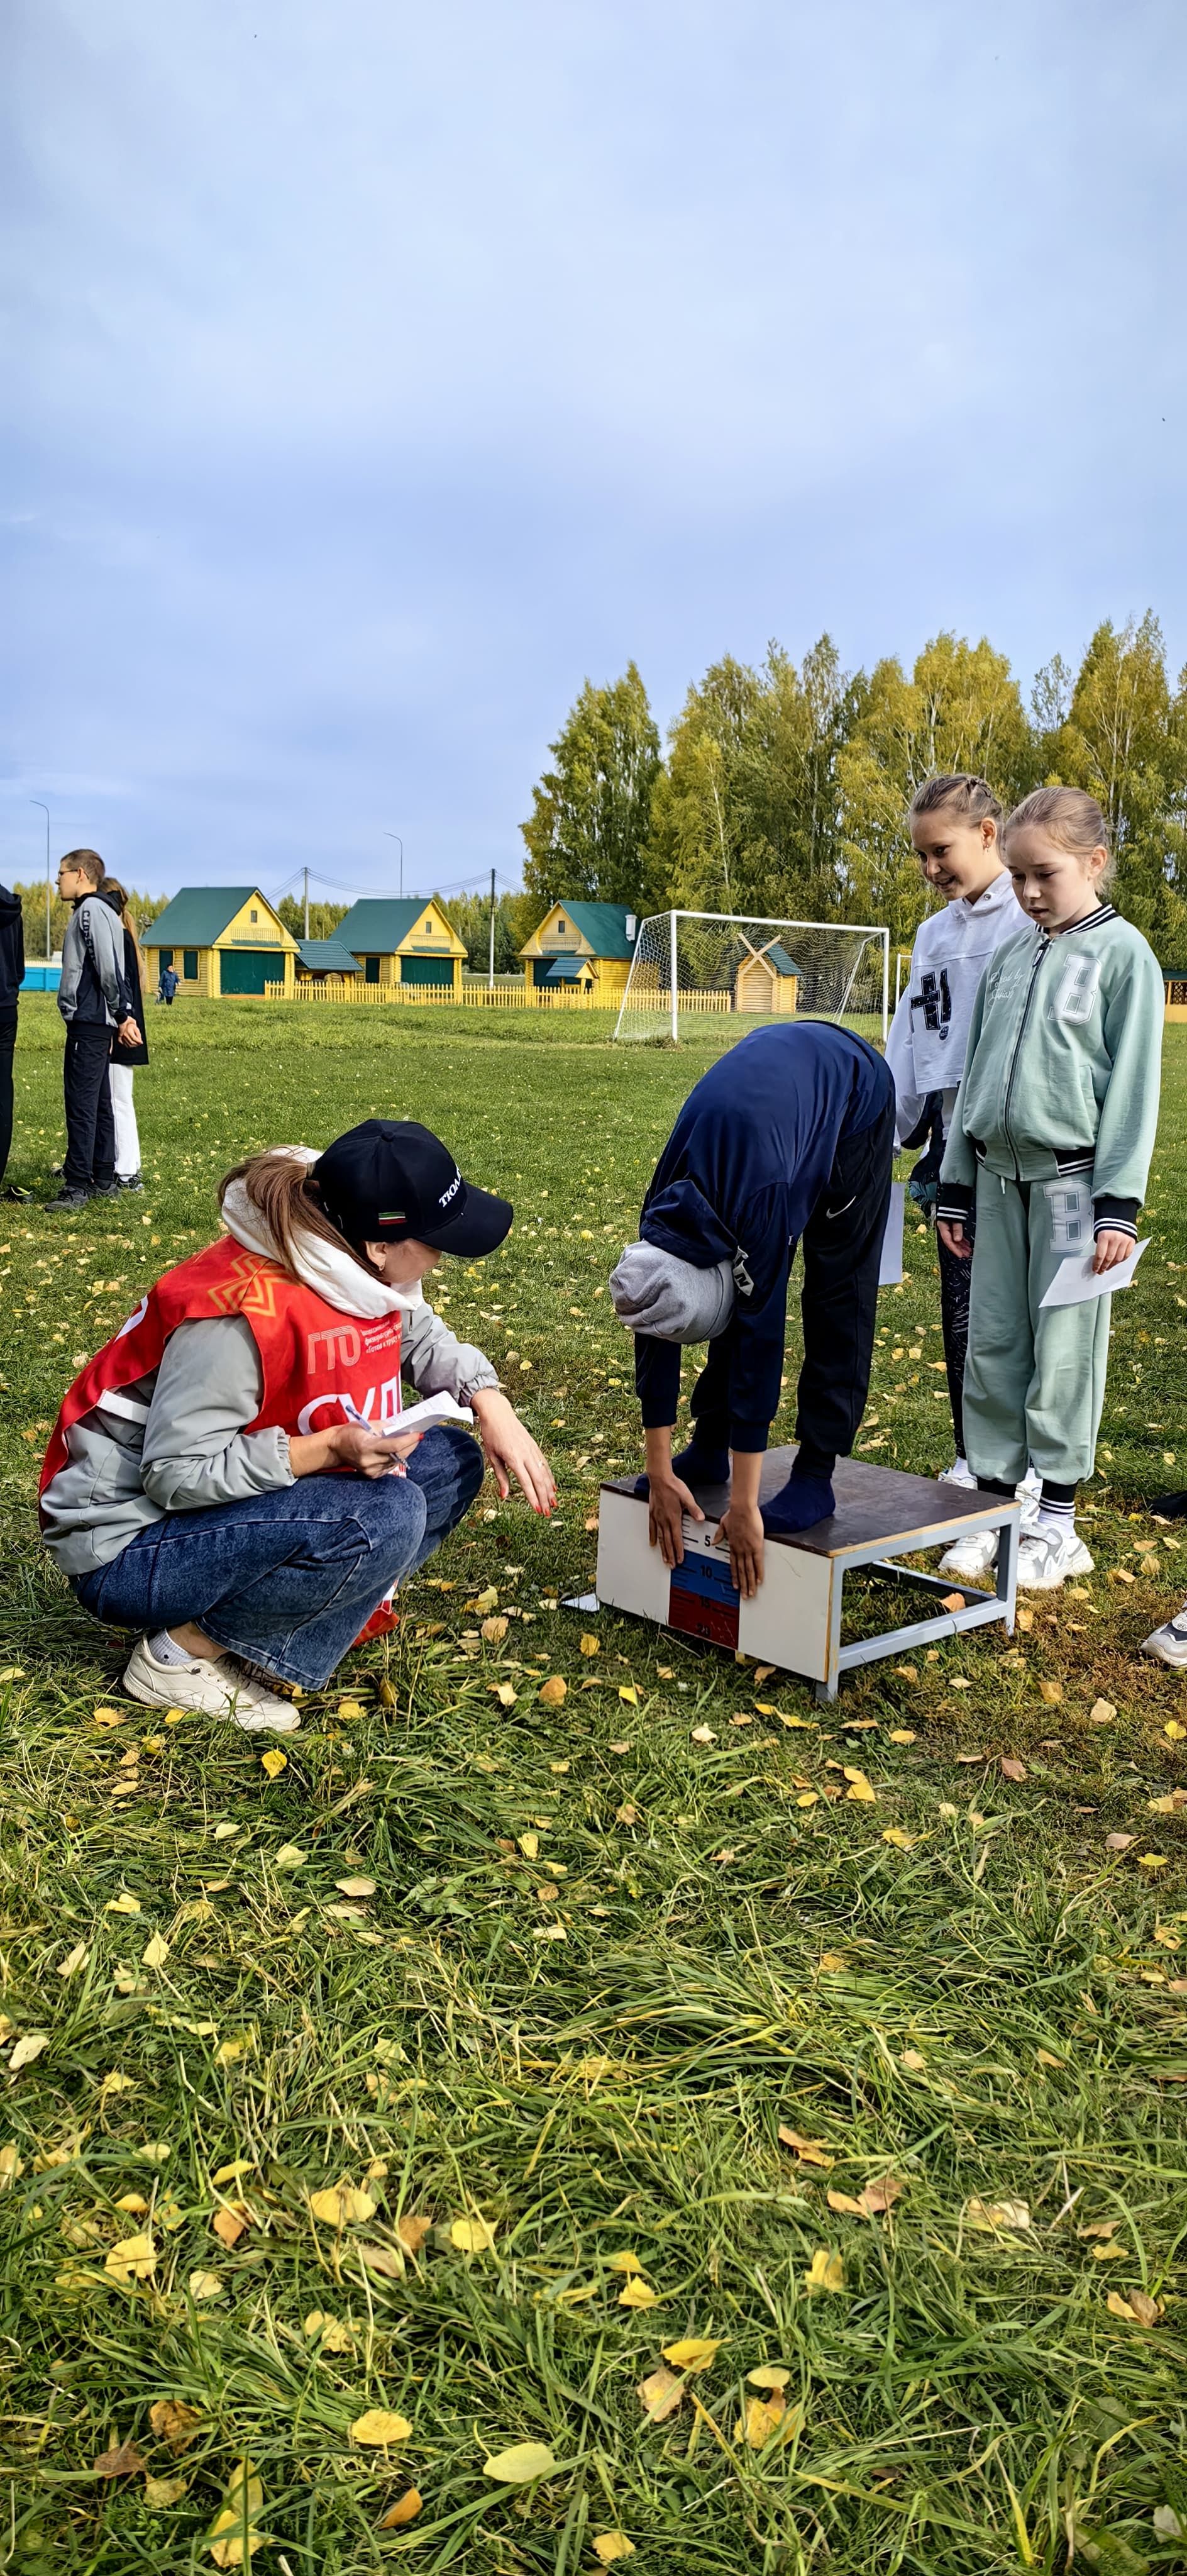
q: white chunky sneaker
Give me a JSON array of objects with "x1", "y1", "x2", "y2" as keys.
[
  {"x1": 1018, "y1": 1465, "x2": 1042, "y2": 1504},
  {"x1": 1140, "y1": 1604, "x2": 1187, "y2": 1670},
  {"x1": 938, "y1": 1526, "x2": 1000, "y2": 1582},
  {"x1": 939, "y1": 1458, "x2": 978, "y2": 1491},
  {"x1": 1015, "y1": 1526, "x2": 1095, "y2": 1592},
  {"x1": 122, "y1": 1636, "x2": 301, "y2": 1733}
]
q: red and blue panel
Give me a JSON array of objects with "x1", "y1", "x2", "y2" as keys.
[{"x1": 668, "y1": 1546, "x2": 740, "y2": 1650}]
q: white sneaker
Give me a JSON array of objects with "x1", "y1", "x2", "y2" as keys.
[
  {"x1": 1140, "y1": 1605, "x2": 1187, "y2": 1669},
  {"x1": 939, "y1": 1458, "x2": 977, "y2": 1490},
  {"x1": 938, "y1": 1527, "x2": 999, "y2": 1582},
  {"x1": 1018, "y1": 1465, "x2": 1042, "y2": 1504},
  {"x1": 123, "y1": 1636, "x2": 301, "y2": 1733},
  {"x1": 1015, "y1": 1525, "x2": 1094, "y2": 1592}
]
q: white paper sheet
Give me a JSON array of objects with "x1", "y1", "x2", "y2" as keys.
[
  {"x1": 1039, "y1": 1238, "x2": 1149, "y2": 1309},
  {"x1": 340, "y1": 1390, "x2": 475, "y2": 1437}
]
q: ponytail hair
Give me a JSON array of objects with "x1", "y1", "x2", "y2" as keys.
[
  {"x1": 1003, "y1": 785, "x2": 1114, "y2": 883},
  {"x1": 908, "y1": 774, "x2": 1003, "y2": 831},
  {"x1": 217, "y1": 1148, "x2": 379, "y2": 1281}
]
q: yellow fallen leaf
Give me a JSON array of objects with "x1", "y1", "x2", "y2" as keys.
[
  {"x1": 106, "y1": 1890, "x2": 141, "y2": 1915},
  {"x1": 1015, "y1": 1606, "x2": 1034, "y2": 1629},
  {"x1": 116, "y1": 2190, "x2": 150, "y2": 2214},
  {"x1": 964, "y1": 2197, "x2": 1030, "y2": 2231},
  {"x1": 843, "y1": 1768, "x2": 876, "y2": 1803},
  {"x1": 1105, "y1": 2288, "x2": 1162, "y2": 2325},
  {"x1": 619, "y1": 2275, "x2": 660, "y2": 2308},
  {"x1": 104, "y1": 2231, "x2": 157, "y2": 2283},
  {"x1": 795, "y1": 1790, "x2": 819, "y2": 1808},
  {"x1": 92, "y1": 1706, "x2": 123, "y2": 1726},
  {"x1": 274, "y1": 1843, "x2": 306, "y2": 1871},
  {"x1": 739, "y1": 2393, "x2": 788, "y2": 2446},
  {"x1": 826, "y1": 2189, "x2": 868, "y2": 2216},
  {"x1": 580, "y1": 1634, "x2": 600, "y2": 1657},
  {"x1": 690, "y1": 1724, "x2": 716, "y2": 1744},
  {"x1": 1000, "y1": 1757, "x2": 1027, "y2": 1782},
  {"x1": 189, "y1": 2269, "x2": 224, "y2": 2301},
  {"x1": 1088, "y1": 1698, "x2": 1116, "y2": 1726},
  {"x1": 304, "y1": 2309, "x2": 355, "y2": 2349},
  {"x1": 207, "y1": 2459, "x2": 263, "y2": 2568},
  {"x1": 539, "y1": 1676, "x2": 566, "y2": 1705},
  {"x1": 482, "y1": 2441, "x2": 557, "y2": 2482},
  {"x1": 518, "y1": 1831, "x2": 539, "y2": 1860},
  {"x1": 1035, "y1": 2048, "x2": 1066, "y2": 2069},
  {"x1": 746, "y1": 2363, "x2": 791, "y2": 2390},
  {"x1": 619, "y1": 1684, "x2": 639, "y2": 1705},
  {"x1": 351, "y1": 2409, "x2": 412, "y2": 2445},
  {"x1": 1108, "y1": 1566, "x2": 1135, "y2": 1584},
  {"x1": 335, "y1": 1875, "x2": 376, "y2": 1897},
  {"x1": 1139, "y1": 1853, "x2": 1169, "y2": 1872},
  {"x1": 881, "y1": 1826, "x2": 916, "y2": 1849},
  {"x1": 493, "y1": 1681, "x2": 517, "y2": 1706},
  {"x1": 592, "y1": 2537, "x2": 636, "y2": 2565},
  {"x1": 1037, "y1": 1680, "x2": 1063, "y2": 1706},
  {"x1": 893, "y1": 1665, "x2": 919, "y2": 1682},
  {"x1": 778, "y1": 1710, "x2": 816, "y2": 1729},
  {"x1": 450, "y1": 2215, "x2": 496, "y2": 2252},
  {"x1": 803, "y1": 2248, "x2": 844, "y2": 2293},
  {"x1": 470, "y1": 1587, "x2": 499, "y2": 1613},
  {"x1": 395, "y1": 2212, "x2": 433, "y2": 2255},
  {"x1": 900, "y1": 2047, "x2": 926, "y2": 2070},
  {"x1": 888, "y1": 1728, "x2": 917, "y2": 1744},
  {"x1": 150, "y1": 2399, "x2": 204, "y2": 2453},
  {"x1": 607, "y1": 2249, "x2": 645, "y2": 2273},
  {"x1": 260, "y1": 1748, "x2": 287, "y2": 1780},
  {"x1": 309, "y1": 2184, "x2": 377, "y2": 2226},
  {"x1": 661, "y1": 2336, "x2": 720, "y2": 2372},
  {"x1": 1091, "y1": 2240, "x2": 1126, "y2": 2260},
  {"x1": 144, "y1": 2473, "x2": 189, "y2": 2509},
  {"x1": 638, "y1": 2365, "x2": 683, "y2": 2422},
  {"x1": 481, "y1": 1616, "x2": 509, "y2": 1643},
  {"x1": 378, "y1": 2489, "x2": 423, "y2": 2529},
  {"x1": 778, "y1": 2125, "x2": 833, "y2": 2167},
  {"x1": 0, "y1": 2144, "x2": 24, "y2": 2189},
  {"x1": 1165, "y1": 1719, "x2": 1186, "y2": 1743},
  {"x1": 57, "y1": 1941, "x2": 89, "y2": 1979},
  {"x1": 141, "y1": 1933, "x2": 170, "y2": 1970}
]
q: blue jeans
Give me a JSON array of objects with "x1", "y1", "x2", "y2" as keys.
[{"x1": 74, "y1": 1426, "x2": 484, "y2": 1690}]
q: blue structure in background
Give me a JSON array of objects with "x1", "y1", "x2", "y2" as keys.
[{"x1": 21, "y1": 963, "x2": 61, "y2": 992}]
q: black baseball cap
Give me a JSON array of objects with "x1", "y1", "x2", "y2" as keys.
[{"x1": 314, "y1": 1119, "x2": 513, "y2": 1257}]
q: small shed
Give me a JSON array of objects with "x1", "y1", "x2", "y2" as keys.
[
  {"x1": 297, "y1": 938, "x2": 362, "y2": 985},
  {"x1": 142, "y1": 888, "x2": 299, "y2": 998},
  {"x1": 334, "y1": 897, "x2": 466, "y2": 993},
  {"x1": 518, "y1": 902, "x2": 639, "y2": 1000},
  {"x1": 734, "y1": 938, "x2": 800, "y2": 1014},
  {"x1": 1164, "y1": 970, "x2": 1187, "y2": 1023}
]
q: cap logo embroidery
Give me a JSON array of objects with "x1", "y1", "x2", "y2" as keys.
[{"x1": 438, "y1": 1171, "x2": 461, "y2": 1209}]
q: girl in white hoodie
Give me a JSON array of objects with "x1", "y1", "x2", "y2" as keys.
[{"x1": 885, "y1": 773, "x2": 1034, "y2": 1487}]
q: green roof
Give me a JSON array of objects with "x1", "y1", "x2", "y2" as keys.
[
  {"x1": 336, "y1": 897, "x2": 452, "y2": 954},
  {"x1": 298, "y1": 939, "x2": 360, "y2": 974},
  {"x1": 536, "y1": 902, "x2": 640, "y2": 960},
  {"x1": 143, "y1": 887, "x2": 268, "y2": 948},
  {"x1": 762, "y1": 941, "x2": 800, "y2": 976}
]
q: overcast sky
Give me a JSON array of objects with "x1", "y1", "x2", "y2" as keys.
[{"x1": 2, "y1": 0, "x2": 1184, "y2": 903}]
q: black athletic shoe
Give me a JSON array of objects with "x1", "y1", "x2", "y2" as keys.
[
  {"x1": 45, "y1": 1188, "x2": 91, "y2": 1213},
  {"x1": 89, "y1": 1182, "x2": 121, "y2": 1199},
  {"x1": 1151, "y1": 1490, "x2": 1187, "y2": 1521},
  {"x1": 0, "y1": 1184, "x2": 31, "y2": 1202},
  {"x1": 114, "y1": 1172, "x2": 144, "y2": 1192}
]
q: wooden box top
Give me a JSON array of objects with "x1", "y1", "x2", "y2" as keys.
[{"x1": 602, "y1": 1444, "x2": 1019, "y2": 1559}]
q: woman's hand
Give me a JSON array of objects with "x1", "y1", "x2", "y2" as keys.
[
  {"x1": 937, "y1": 1219, "x2": 972, "y2": 1261},
  {"x1": 1093, "y1": 1228, "x2": 1135, "y2": 1275},
  {"x1": 714, "y1": 1497, "x2": 765, "y2": 1597},
  {"x1": 290, "y1": 1421, "x2": 424, "y2": 1480},
  {"x1": 647, "y1": 1472, "x2": 703, "y2": 1568},
  {"x1": 471, "y1": 1388, "x2": 556, "y2": 1513}
]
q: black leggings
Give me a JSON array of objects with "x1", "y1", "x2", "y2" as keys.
[
  {"x1": 937, "y1": 1195, "x2": 975, "y2": 1457},
  {"x1": 689, "y1": 1094, "x2": 896, "y2": 1469}
]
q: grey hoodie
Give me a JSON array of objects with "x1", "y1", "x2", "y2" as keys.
[{"x1": 58, "y1": 891, "x2": 133, "y2": 1027}]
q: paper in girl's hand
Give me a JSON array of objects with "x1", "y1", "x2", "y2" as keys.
[
  {"x1": 340, "y1": 1391, "x2": 475, "y2": 1438},
  {"x1": 1039, "y1": 1238, "x2": 1149, "y2": 1309}
]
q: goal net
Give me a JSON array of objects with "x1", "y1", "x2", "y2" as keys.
[{"x1": 613, "y1": 911, "x2": 890, "y2": 1043}]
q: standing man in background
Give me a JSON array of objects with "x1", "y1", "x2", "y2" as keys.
[
  {"x1": 47, "y1": 850, "x2": 141, "y2": 1214},
  {"x1": 0, "y1": 874, "x2": 24, "y2": 1196}
]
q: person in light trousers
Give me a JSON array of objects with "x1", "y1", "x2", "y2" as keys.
[{"x1": 99, "y1": 880, "x2": 148, "y2": 1191}]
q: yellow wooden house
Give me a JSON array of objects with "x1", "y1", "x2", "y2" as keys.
[
  {"x1": 142, "y1": 888, "x2": 300, "y2": 997},
  {"x1": 334, "y1": 897, "x2": 467, "y2": 993},
  {"x1": 734, "y1": 937, "x2": 800, "y2": 1014},
  {"x1": 518, "y1": 902, "x2": 640, "y2": 999}
]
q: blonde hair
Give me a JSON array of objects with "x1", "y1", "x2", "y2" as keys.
[
  {"x1": 1003, "y1": 786, "x2": 1114, "y2": 884},
  {"x1": 218, "y1": 1150, "x2": 378, "y2": 1280},
  {"x1": 908, "y1": 774, "x2": 1003, "y2": 832}
]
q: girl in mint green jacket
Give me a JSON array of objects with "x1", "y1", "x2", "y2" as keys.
[{"x1": 936, "y1": 787, "x2": 1163, "y2": 1592}]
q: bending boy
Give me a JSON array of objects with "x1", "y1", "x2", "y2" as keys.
[{"x1": 610, "y1": 1021, "x2": 895, "y2": 1596}]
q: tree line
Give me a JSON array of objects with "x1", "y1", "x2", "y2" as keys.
[{"x1": 519, "y1": 616, "x2": 1187, "y2": 962}]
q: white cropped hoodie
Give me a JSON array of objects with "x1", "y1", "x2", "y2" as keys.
[{"x1": 885, "y1": 871, "x2": 1033, "y2": 1145}]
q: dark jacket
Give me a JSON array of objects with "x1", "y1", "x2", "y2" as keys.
[
  {"x1": 58, "y1": 892, "x2": 134, "y2": 1028},
  {"x1": 0, "y1": 884, "x2": 24, "y2": 1021},
  {"x1": 634, "y1": 1020, "x2": 892, "y2": 1446},
  {"x1": 99, "y1": 891, "x2": 149, "y2": 1069}
]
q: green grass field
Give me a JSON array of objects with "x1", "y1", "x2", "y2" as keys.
[{"x1": 2, "y1": 996, "x2": 1186, "y2": 2575}]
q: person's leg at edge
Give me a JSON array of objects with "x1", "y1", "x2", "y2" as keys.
[
  {"x1": 762, "y1": 1092, "x2": 895, "y2": 1536},
  {"x1": 61, "y1": 1024, "x2": 115, "y2": 1195},
  {"x1": 939, "y1": 1169, "x2": 1032, "y2": 1580},
  {"x1": 1017, "y1": 1177, "x2": 1108, "y2": 1587},
  {"x1": 109, "y1": 1063, "x2": 140, "y2": 1179},
  {"x1": 0, "y1": 1015, "x2": 15, "y2": 1187},
  {"x1": 937, "y1": 1196, "x2": 975, "y2": 1472}
]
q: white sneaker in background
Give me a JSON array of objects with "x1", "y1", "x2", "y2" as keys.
[
  {"x1": 939, "y1": 1458, "x2": 977, "y2": 1490},
  {"x1": 1015, "y1": 1526, "x2": 1094, "y2": 1592},
  {"x1": 1140, "y1": 1606, "x2": 1187, "y2": 1669},
  {"x1": 1018, "y1": 1465, "x2": 1042, "y2": 1504},
  {"x1": 938, "y1": 1527, "x2": 1000, "y2": 1582},
  {"x1": 122, "y1": 1636, "x2": 301, "y2": 1733}
]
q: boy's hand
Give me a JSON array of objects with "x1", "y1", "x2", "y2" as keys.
[
  {"x1": 714, "y1": 1497, "x2": 765, "y2": 1597},
  {"x1": 937, "y1": 1219, "x2": 971, "y2": 1260},
  {"x1": 1092, "y1": 1228, "x2": 1135, "y2": 1274},
  {"x1": 647, "y1": 1472, "x2": 703, "y2": 1568}
]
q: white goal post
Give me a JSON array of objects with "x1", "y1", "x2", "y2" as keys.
[{"x1": 612, "y1": 910, "x2": 890, "y2": 1044}]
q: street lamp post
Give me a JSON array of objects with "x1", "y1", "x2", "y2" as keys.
[
  {"x1": 30, "y1": 802, "x2": 50, "y2": 960},
  {"x1": 384, "y1": 833, "x2": 404, "y2": 899}
]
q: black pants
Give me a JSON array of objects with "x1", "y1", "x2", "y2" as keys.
[
  {"x1": 0, "y1": 1013, "x2": 14, "y2": 1188},
  {"x1": 690, "y1": 1092, "x2": 896, "y2": 1466},
  {"x1": 937, "y1": 1193, "x2": 976, "y2": 1457},
  {"x1": 63, "y1": 1023, "x2": 116, "y2": 1192}
]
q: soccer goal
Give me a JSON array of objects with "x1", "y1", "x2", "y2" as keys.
[{"x1": 612, "y1": 911, "x2": 890, "y2": 1043}]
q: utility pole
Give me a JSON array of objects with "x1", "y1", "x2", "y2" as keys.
[
  {"x1": 302, "y1": 866, "x2": 310, "y2": 939},
  {"x1": 488, "y1": 868, "x2": 496, "y2": 991},
  {"x1": 30, "y1": 802, "x2": 50, "y2": 958},
  {"x1": 384, "y1": 833, "x2": 404, "y2": 899}
]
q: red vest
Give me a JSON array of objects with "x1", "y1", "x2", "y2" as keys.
[{"x1": 40, "y1": 1236, "x2": 404, "y2": 1505}]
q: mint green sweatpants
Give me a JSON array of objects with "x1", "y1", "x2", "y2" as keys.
[{"x1": 963, "y1": 1169, "x2": 1112, "y2": 1488}]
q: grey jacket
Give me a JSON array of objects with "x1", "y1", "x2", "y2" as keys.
[
  {"x1": 41, "y1": 1296, "x2": 499, "y2": 1577},
  {"x1": 58, "y1": 892, "x2": 135, "y2": 1027}
]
